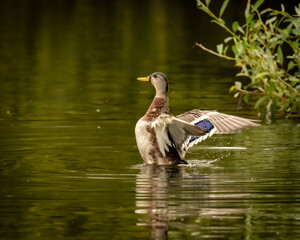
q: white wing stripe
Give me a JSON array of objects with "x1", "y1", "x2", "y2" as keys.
[
  {"x1": 190, "y1": 115, "x2": 209, "y2": 125},
  {"x1": 187, "y1": 127, "x2": 216, "y2": 149}
]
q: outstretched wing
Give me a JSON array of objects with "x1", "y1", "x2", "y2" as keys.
[
  {"x1": 176, "y1": 110, "x2": 217, "y2": 150},
  {"x1": 176, "y1": 109, "x2": 260, "y2": 134},
  {"x1": 152, "y1": 114, "x2": 212, "y2": 159},
  {"x1": 152, "y1": 110, "x2": 259, "y2": 160},
  {"x1": 151, "y1": 114, "x2": 208, "y2": 159},
  {"x1": 176, "y1": 109, "x2": 260, "y2": 154}
]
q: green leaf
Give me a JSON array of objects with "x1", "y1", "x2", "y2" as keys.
[
  {"x1": 223, "y1": 45, "x2": 229, "y2": 55},
  {"x1": 288, "y1": 76, "x2": 300, "y2": 82},
  {"x1": 245, "y1": 1, "x2": 250, "y2": 18},
  {"x1": 229, "y1": 85, "x2": 236, "y2": 93},
  {"x1": 219, "y1": 0, "x2": 230, "y2": 18},
  {"x1": 232, "y1": 21, "x2": 239, "y2": 32},
  {"x1": 217, "y1": 43, "x2": 224, "y2": 54},
  {"x1": 236, "y1": 42, "x2": 244, "y2": 54},
  {"x1": 266, "y1": 48, "x2": 275, "y2": 74},
  {"x1": 266, "y1": 16, "x2": 277, "y2": 26},
  {"x1": 287, "y1": 61, "x2": 296, "y2": 71},
  {"x1": 197, "y1": 2, "x2": 210, "y2": 14},
  {"x1": 211, "y1": 19, "x2": 226, "y2": 28},
  {"x1": 285, "y1": 23, "x2": 293, "y2": 35},
  {"x1": 243, "y1": 94, "x2": 250, "y2": 103},
  {"x1": 285, "y1": 17, "x2": 300, "y2": 26},
  {"x1": 234, "y1": 92, "x2": 240, "y2": 98},
  {"x1": 255, "y1": 96, "x2": 268, "y2": 109},
  {"x1": 266, "y1": 81, "x2": 276, "y2": 95},
  {"x1": 252, "y1": 0, "x2": 264, "y2": 13},
  {"x1": 237, "y1": 26, "x2": 245, "y2": 34},
  {"x1": 266, "y1": 99, "x2": 278, "y2": 116},
  {"x1": 236, "y1": 72, "x2": 247, "y2": 77},
  {"x1": 295, "y1": 4, "x2": 300, "y2": 16},
  {"x1": 292, "y1": 29, "x2": 300, "y2": 36},
  {"x1": 254, "y1": 72, "x2": 270, "y2": 80},
  {"x1": 235, "y1": 81, "x2": 242, "y2": 89},
  {"x1": 280, "y1": 30, "x2": 288, "y2": 42},
  {"x1": 232, "y1": 45, "x2": 237, "y2": 55},
  {"x1": 277, "y1": 46, "x2": 283, "y2": 64},
  {"x1": 291, "y1": 41, "x2": 298, "y2": 51},
  {"x1": 246, "y1": 13, "x2": 255, "y2": 24},
  {"x1": 224, "y1": 36, "x2": 232, "y2": 43},
  {"x1": 205, "y1": 0, "x2": 211, "y2": 6}
]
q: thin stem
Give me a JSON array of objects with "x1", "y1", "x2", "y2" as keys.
[
  {"x1": 245, "y1": 0, "x2": 251, "y2": 39},
  {"x1": 197, "y1": 1, "x2": 235, "y2": 36},
  {"x1": 255, "y1": 9, "x2": 269, "y2": 38},
  {"x1": 277, "y1": 77, "x2": 300, "y2": 96},
  {"x1": 195, "y1": 43, "x2": 236, "y2": 61},
  {"x1": 236, "y1": 88, "x2": 262, "y2": 95}
]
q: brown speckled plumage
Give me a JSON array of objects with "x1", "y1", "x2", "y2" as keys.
[
  {"x1": 142, "y1": 97, "x2": 169, "y2": 122},
  {"x1": 146, "y1": 124, "x2": 172, "y2": 165}
]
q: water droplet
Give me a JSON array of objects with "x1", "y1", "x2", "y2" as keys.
[{"x1": 96, "y1": 109, "x2": 100, "y2": 112}]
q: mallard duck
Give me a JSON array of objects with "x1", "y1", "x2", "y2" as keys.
[{"x1": 135, "y1": 72, "x2": 259, "y2": 165}]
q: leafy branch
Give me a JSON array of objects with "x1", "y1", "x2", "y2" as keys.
[{"x1": 196, "y1": 0, "x2": 300, "y2": 119}]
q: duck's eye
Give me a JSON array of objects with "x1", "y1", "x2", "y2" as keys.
[{"x1": 153, "y1": 74, "x2": 157, "y2": 78}]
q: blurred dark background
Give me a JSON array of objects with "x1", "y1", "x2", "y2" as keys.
[
  {"x1": 0, "y1": 0, "x2": 298, "y2": 122},
  {"x1": 0, "y1": 2, "x2": 300, "y2": 240}
]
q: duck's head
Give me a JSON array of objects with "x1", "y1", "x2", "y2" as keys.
[{"x1": 137, "y1": 72, "x2": 168, "y2": 97}]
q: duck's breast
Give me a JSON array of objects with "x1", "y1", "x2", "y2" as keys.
[{"x1": 135, "y1": 119, "x2": 154, "y2": 164}]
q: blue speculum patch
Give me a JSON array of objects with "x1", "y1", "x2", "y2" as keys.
[
  {"x1": 189, "y1": 120, "x2": 214, "y2": 143},
  {"x1": 196, "y1": 119, "x2": 214, "y2": 131}
]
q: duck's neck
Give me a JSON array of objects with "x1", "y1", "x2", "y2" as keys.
[
  {"x1": 154, "y1": 84, "x2": 168, "y2": 98},
  {"x1": 142, "y1": 94, "x2": 169, "y2": 122}
]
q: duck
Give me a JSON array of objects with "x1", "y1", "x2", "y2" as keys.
[{"x1": 135, "y1": 72, "x2": 260, "y2": 165}]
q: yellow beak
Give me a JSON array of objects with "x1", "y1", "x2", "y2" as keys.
[{"x1": 137, "y1": 76, "x2": 150, "y2": 82}]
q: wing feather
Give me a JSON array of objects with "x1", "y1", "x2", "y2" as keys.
[
  {"x1": 152, "y1": 110, "x2": 259, "y2": 160},
  {"x1": 152, "y1": 114, "x2": 208, "y2": 159},
  {"x1": 177, "y1": 109, "x2": 260, "y2": 134}
]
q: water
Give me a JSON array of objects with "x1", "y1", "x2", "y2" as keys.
[{"x1": 0, "y1": 0, "x2": 300, "y2": 239}]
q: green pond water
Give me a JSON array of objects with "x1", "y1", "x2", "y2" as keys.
[{"x1": 0, "y1": 0, "x2": 300, "y2": 239}]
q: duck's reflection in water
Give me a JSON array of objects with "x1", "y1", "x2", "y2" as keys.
[
  {"x1": 134, "y1": 164, "x2": 254, "y2": 240},
  {"x1": 135, "y1": 164, "x2": 194, "y2": 240}
]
